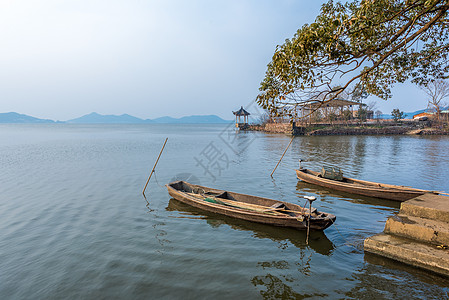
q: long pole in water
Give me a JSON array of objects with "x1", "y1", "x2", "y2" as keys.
[
  {"x1": 306, "y1": 200, "x2": 312, "y2": 245},
  {"x1": 304, "y1": 196, "x2": 316, "y2": 245},
  {"x1": 270, "y1": 137, "x2": 294, "y2": 177},
  {"x1": 143, "y1": 138, "x2": 168, "y2": 196}
]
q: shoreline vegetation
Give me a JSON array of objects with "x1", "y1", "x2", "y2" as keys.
[{"x1": 244, "y1": 119, "x2": 449, "y2": 136}]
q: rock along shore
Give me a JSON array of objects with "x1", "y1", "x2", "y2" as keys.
[{"x1": 246, "y1": 123, "x2": 449, "y2": 136}]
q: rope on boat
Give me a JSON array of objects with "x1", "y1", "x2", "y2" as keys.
[
  {"x1": 327, "y1": 217, "x2": 359, "y2": 249},
  {"x1": 153, "y1": 171, "x2": 166, "y2": 189},
  {"x1": 297, "y1": 196, "x2": 358, "y2": 248}
]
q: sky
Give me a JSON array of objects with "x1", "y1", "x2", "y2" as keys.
[{"x1": 0, "y1": 0, "x2": 430, "y2": 121}]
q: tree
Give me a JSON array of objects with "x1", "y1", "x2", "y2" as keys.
[
  {"x1": 311, "y1": 110, "x2": 323, "y2": 123},
  {"x1": 342, "y1": 109, "x2": 353, "y2": 121},
  {"x1": 257, "y1": 0, "x2": 449, "y2": 120},
  {"x1": 328, "y1": 111, "x2": 338, "y2": 122},
  {"x1": 357, "y1": 107, "x2": 368, "y2": 121},
  {"x1": 366, "y1": 101, "x2": 378, "y2": 113},
  {"x1": 375, "y1": 110, "x2": 383, "y2": 120},
  {"x1": 420, "y1": 79, "x2": 449, "y2": 120},
  {"x1": 391, "y1": 108, "x2": 405, "y2": 122},
  {"x1": 258, "y1": 112, "x2": 272, "y2": 125}
]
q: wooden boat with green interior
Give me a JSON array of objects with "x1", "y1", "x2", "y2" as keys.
[
  {"x1": 166, "y1": 181, "x2": 336, "y2": 230},
  {"x1": 296, "y1": 168, "x2": 440, "y2": 201}
]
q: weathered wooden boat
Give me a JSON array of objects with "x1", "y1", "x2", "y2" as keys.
[
  {"x1": 296, "y1": 168, "x2": 439, "y2": 201},
  {"x1": 166, "y1": 198, "x2": 336, "y2": 254},
  {"x1": 166, "y1": 181, "x2": 336, "y2": 230}
]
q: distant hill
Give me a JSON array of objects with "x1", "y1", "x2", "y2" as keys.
[
  {"x1": 0, "y1": 111, "x2": 232, "y2": 124},
  {"x1": 15, "y1": 108, "x2": 446, "y2": 123},
  {"x1": 379, "y1": 109, "x2": 426, "y2": 119},
  {"x1": 0, "y1": 112, "x2": 55, "y2": 123},
  {"x1": 381, "y1": 107, "x2": 448, "y2": 119},
  {"x1": 152, "y1": 115, "x2": 232, "y2": 124},
  {"x1": 151, "y1": 116, "x2": 178, "y2": 123},
  {"x1": 66, "y1": 112, "x2": 231, "y2": 124},
  {"x1": 177, "y1": 115, "x2": 233, "y2": 123},
  {"x1": 0, "y1": 109, "x2": 438, "y2": 123},
  {"x1": 403, "y1": 109, "x2": 426, "y2": 119},
  {"x1": 66, "y1": 112, "x2": 150, "y2": 124}
]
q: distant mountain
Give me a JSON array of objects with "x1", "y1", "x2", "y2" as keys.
[
  {"x1": 66, "y1": 112, "x2": 231, "y2": 124},
  {"x1": 0, "y1": 112, "x2": 55, "y2": 123},
  {"x1": 66, "y1": 112, "x2": 149, "y2": 124},
  {"x1": 379, "y1": 109, "x2": 426, "y2": 119},
  {"x1": 403, "y1": 109, "x2": 426, "y2": 119},
  {"x1": 151, "y1": 116, "x2": 177, "y2": 123},
  {"x1": 381, "y1": 107, "x2": 448, "y2": 119},
  {"x1": 153, "y1": 115, "x2": 232, "y2": 124},
  {"x1": 177, "y1": 115, "x2": 233, "y2": 123},
  {"x1": 4, "y1": 109, "x2": 446, "y2": 123}
]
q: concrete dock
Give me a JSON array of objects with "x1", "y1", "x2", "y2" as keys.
[{"x1": 364, "y1": 193, "x2": 449, "y2": 276}]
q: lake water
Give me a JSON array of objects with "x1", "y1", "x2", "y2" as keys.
[{"x1": 1, "y1": 124, "x2": 449, "y2": 299}]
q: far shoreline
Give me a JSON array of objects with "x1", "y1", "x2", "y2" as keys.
[{"x1": 242, "y1": 120, "x2": 449, "y2": 136}]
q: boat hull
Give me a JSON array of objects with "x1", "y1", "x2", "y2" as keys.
[
  {"x1": 166, "y1": 181, "x2": 336, "y2": 230},
  {"x1": 296, "y1": 169, "x2": 426, "y2": 202}
]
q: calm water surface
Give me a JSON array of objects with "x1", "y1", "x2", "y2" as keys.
[{"x1": 1, "y1": 124, "x2": 449, "y2": 299}]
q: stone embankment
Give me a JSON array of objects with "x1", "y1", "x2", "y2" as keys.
[
  {"x1": 246, "y1": 123, "x2": 448, "y2": 135},
  {"x1": 248, "y1": 123, "x2": 295, "y2": 134},
  {"x1": 364, "y1": 193, "x2": 449, "y2": 276},
  {"x1": 307, "y1": 126, "x2": 409, "y2": 135}
]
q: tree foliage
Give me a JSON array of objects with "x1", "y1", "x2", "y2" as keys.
[
  {"x1": 375, "y1": 110, "x2": 383, "y2": 119},
  {"x1": 391, "y1": 108, "x2": 405, "y2": 121},
  {"x1": 257, "y1": 0, "x2": 449, "y2": 119}
]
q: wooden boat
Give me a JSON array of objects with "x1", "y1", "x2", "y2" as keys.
[
  {"x1": 296, "y1": 168, "x2": 439, "y2": 201},
  {"x1": 166, "y1": 198, "x2": 336, "y2": 255},
  {"x1": 166, "y1": 181, "x2": 336, "y2": 231}
]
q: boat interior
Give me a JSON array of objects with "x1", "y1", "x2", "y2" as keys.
[
  {"x1": 170, "y1": 181, "x2": 315, "y2": 218},
  {"x1": 170, "y1": 181, "x2": 236, "y2": 200}
]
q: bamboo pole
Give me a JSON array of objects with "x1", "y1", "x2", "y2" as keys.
[
  {"x1": 304, "y1": 196, "x2": 316, "y2": 245},
  {"x1": 143, "y1": 138, "x2": 168, "y2": 196},
  {"x1": 270, "y1": 137, "x2": 294, "y2": 177},
  {"x1": 306, "y1": 201, "x2": 312, "y2": 244}
]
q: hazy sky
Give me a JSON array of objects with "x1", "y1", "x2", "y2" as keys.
[{"x1": 0, "y1": 0, "x2": 429, "y2": 121}]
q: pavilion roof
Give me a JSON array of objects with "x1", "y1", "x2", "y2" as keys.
[{"x1": 233, "y1": 106, "x2": 250, "y2": 116}]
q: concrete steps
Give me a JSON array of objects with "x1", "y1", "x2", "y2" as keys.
[
  {"x1": 364, "y1": 233, "x2": 449, "y2": 277},
  {"x1": 384, "y1": 214, "x2": 449, "y2": 246},
  {"x1": 364, "y1": 193, "x2": 449, "y2": 276},
  {"x1": 401, "y1": 194, "x2": 449, "y2": 222}
]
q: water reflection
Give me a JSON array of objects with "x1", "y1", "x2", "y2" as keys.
[
  {"x1": 364, "y1": 253, "x2": 449, "y2": 286},
  {"x1": 166, "y1": 199, "x2": 335, "y2": 256},
  {"x1": 345, "y1": 253, "x2": 449, "y2": 298},
  {"x1": 296, "y1": 181, "x2": 401, "y2": 209},
  {"x1": 290, "y1": 136, "x2": 374, "y2": 181},
  {"x1": 251, "y1": 273, "x2": 328, "y2": 299},
  {"x1": 346, "y1": 137, "x2": 367, "y2": 175}
]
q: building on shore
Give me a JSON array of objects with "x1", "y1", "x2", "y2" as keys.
[
  {"x1": 413, "y1": 112, "x2": 434, "y2": 120},
  {"x1": 273, "y1": 98, "x2": 373, "y2": 125}
]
